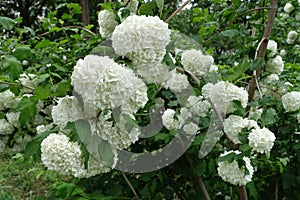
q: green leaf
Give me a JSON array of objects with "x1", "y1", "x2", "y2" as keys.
[
  {"x1": 12, "y1": 45, "x2": 32, "y2": 60},
  {"x1": 138, "y1": 2, "x2": 157, "y2": 16},
  {"x1": 221, "y1": 29, "x2": 239, "y2": 38},
  {"x1": 156, "y1": 0, "x2": 164, "y2": 17},
  {"x1": 218, "y1": 152, "x2": 236, "y2": 163},
  {"x1": 231, "y1": 0, "x2": 241, "y2": 8},
  {"x1": 12, "y1": 96, "x2": 37, "y2": 125},
  {"x1": 249, "y1": 58, "x2": 265, "y2": 71},
  {"x1": 261, "y1": 108, "x2": 278, "y2": 126},
  {"x1": 67, "y1": 3, "x2": 82, "y2": 15},
  {"x1": 0, "y1": 16, "x2": 16, "y2": 30},
  {"x1": 239, "y1": 144, "x2": 251, "y2": 152},
  {"x1": 1, "y1": 55, "x2": 22, "y2": 80},
  {"x1": 75, "y1": 119, "x2": 115, "y2": 167},
  {"x1": 232, "y1": 100, "x2": 246, "y2": 116},
  {"x1": 54, "y1": 79, "x2": 71, "y2": 97},
  {"x1": 34, "y1": 84, "x2": 52, "y2": 100}
]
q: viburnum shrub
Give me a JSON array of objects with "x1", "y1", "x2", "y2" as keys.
[{"x1": 0, "y1": 0, "x2": 300, "y2": 199}]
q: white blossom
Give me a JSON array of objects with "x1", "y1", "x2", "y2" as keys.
[
  {"x1": 280, "y1": 49, "x2": 287, "y2": 57},
  {"x1": 162, "y1": 109, "x2": 181, "y2": 130},
  {"x1": 112, "y1": 15, "x2": 171, "y2": 63},
  {"x1": 287, "y1": 30, "x2": 298, "y2": 44},
  {"x1": 284, "y1": 2, "x2": 294, "y2": 14},
  {"x1": 164, "y1": 69, "x2": 190, "y2": 93},
  {"x1": 135, "y1": 63, "x2": 170, "y2": 83},
  {"x1": 248, "y1": 128, "x2": 276, "y2": 154},
  {"x1": 266, "y1": 55, "x2": 284, "y2": 75},
  {"x1": 202, "y1": 81, "x2": 248, "y2": 114},
  {"x1": 186, "y1": 95, "x2": 211, "y2": 117},
  {"x1": 18, "y1": 73, "x2": 38, "y2": 91},
  {"x1": 183, "y1": 122, "x2": 199, "y2": 135},
  {"x1": 41, "y1": 133, "x2": 86, "y2": 177},
  {"x1": 249, "y1": 108, "x2": 263, "y2": 120},
  {"x1": 281, "y1": 91, "x2": 300, "y2": 112},
  {"x1": 0, "y1": 90, "x2": 16, "y2": 110},
  {"x1": 36, "y1": 124, "x2": 53, "y2": 134},
  {"x1": 6, "y1": 112, "x2": 20, "y2": 128},
  {"x1": 224, "y1": 115, "x2": 259, "y2": 144},
  {"x1": 98, "y1": 10, "x2": 118, "y2": 39},
  {"x1": 267, "y1": 40, "x2": 277, "y2": 57},
  {"x1": 0, "y1": 119, "x2": 14, "y2": 135},
  {"x1": 52, "y1": 96, "x2": 83, "y2": 129},
  {"x1": 217, "y1": 150, "x2": 254, "y2": 186},
  {"x1": 181, "y1": 49, "x2": 214, "y2": 76}
]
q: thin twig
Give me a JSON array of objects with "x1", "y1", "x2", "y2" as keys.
[
  {"x1": 176, "y1": 67, "x2": 201, "y2": 86},
  {"x1": 121, "y1": 172, "x2": 140, "y2": 199},
  {"x1": 204, "y1": 7, "x2": 270, "y2": 44},
  {"x1": 0, "y1": 81, "x2": 34, "y2": 90},
  {"x1": 165, "y1": 0, "x2": 192, "y2": 23}
]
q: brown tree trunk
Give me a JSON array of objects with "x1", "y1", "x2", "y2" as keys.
[{"x1": 80, "y1": 0, "x2": 90, "y2": 25}]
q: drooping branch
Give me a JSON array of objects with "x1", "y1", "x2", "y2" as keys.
[{"x1": 165, "y1": 0, "x2": 192, "y2": 23}]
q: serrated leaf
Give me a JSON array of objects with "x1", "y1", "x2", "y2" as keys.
[
  {"x1": 34, "y1": 84, "x2": 52, "y2": 100},
  {"x1": 0, "y1": 16, "x2": 16, "y2": 30},
  {"x1": 75, "y1": 119, "x2": 115, "y2": 167},
  {"x1": 138, "y1": 2, "x2": 157, "y2": 16},
  {"x1": 261, "y1": 108, "x2": 278, "y2": 126},
  {"x1": 2, "y1": 55, "x2": 22, "y2": 80},
  {"x1": 12, "y1": 45, "x2": 32, "y2": 60}
]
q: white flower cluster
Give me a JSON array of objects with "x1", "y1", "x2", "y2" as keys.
[
  {"x1": 224, "y1": 115, "x2": 259, "y2": 144},
  {"x1": 266, "y1": 55, "x2": 284, "y2": 75},
  {"x1": 287, "y1": 30, "x2": 298, "y2": 44},
  {"x1": 284, "y1": 2, "x2": 294, "y2": 14},
  {"x1": 18, "y1": 73, "x2": 38, "y2": 92},
  {"x1": 52, "y1": 95, "x2": 83, "y2": 129},
  {"x1": 162, "y1": 108, "x2": 192, "y2": 131},
  {"x1": 267, "y1": 40, "x2": 277, "y2": 57},
  {"x1": 186, "y1": 95, "x2": 211, "y2": 117},
  {"x1": 281, "y1": 91, "x2": 300, "y2": 112},
  {"x1": 41, "y1": 133, "x2": 113, "y2": 178},
  {"x1": 98, "y1": 10, "x2": 118, "y2": 39},
  {"x1": 163, "y1": 69, "x2": 190, "y2": 93},
  {"x1": 112, "y1": 15, "x2": 171, "y2": 64},
  {"x1": 6, "y1": 111, "x2": 20, "y2": 128},
  {"x1": 0, "y1": 90, "x2": 17, "y2": 110},
  {"x1": 136, "y1": 63, "x2": 170, "y2": 83},
  {"x1": 202, "y1": 81, "x2": 248, "y2": 113},
  {"x1": 248, "y1": 128, "x2": 276, "y2": 154},
  {"x1": 0, "y1": 119, "x2": 14, "y2": 135},
  {"x1": 181, "y1": 49, "x2": 215, "y2": 76},
  {"x1": 217, "y1": 150, "x2": 254, "y2": 186}
]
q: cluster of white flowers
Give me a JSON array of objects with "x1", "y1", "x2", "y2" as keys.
[
  {"x1": 181, "y1": 49, "x2": 215, "y2": 76},
  {"x1": 163, "y1": 69, "x2": 190, "y2": 93},
  {"x1": 162, "y1": 108, "x2": 192, "y2": 131},
  {"x1": 186, "y1": 95, "x2": 211, "y2": 117},
  {"x1": 98, "y1": 10, "x2": 118, "y2": 39},
  {"x1": 0, "y1": 90, "x2": 17, "y2": 110},
  {"x1": 202, "y1": 81, "x2": 248, "y2": 113},
  {"x1": 224, "y1": 115, "x2": 259, "y2": 144},
  {"x1": 0, "y1": 118, "x2": 14, "y2": 135},
  {"x1": 136, "y1": 63, "x2": 170, "y2": 83},
  {"x1": 18, "y1": 73, "x2": 38, "y2": 92},
  {"x1": 248, "y1": 108, "x2": 263, "y2": 120},
  {"x1": 284, "y1": 2, "x2": 294, "y2": 14},
  {"x1": 36, "y1": 123, "x2": 53, "y2": 135},
  {"x1": 248, "y1": 128, "x2": 276, "y2": 154},
  {"x1": 41, "y1": 133, "x2": 114, "y2": 178},
  {"x1": 266, "y1": 55, "x2": 284, "y2": 74},
  {"x1": 287, "y1": 30, "x2": 298, "y2": 44},
  {"x1": 217, "y1": 150, "x2": 254, "y2": 186},
  {"x1": 267, "y1": 40, "x2": 277, "y2": 57},
  {"x1": 51, "y1": 95, "x2": 83, "y2": 129},
  {"x1": 112, "y1": 15, "x2": 171, "y2": 64},
  {"x1": 281, "y1": 91, "x2": 300, "y2": 112},
  {"x1": 6, "y1": 111, "x2": 20, "y2": 128}
]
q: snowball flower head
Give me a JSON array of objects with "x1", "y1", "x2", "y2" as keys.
[
  {"x1": 287, "y1": 30, "x2": 298, "y2": 44},
  {"x1": 181, "y1": 49, "x2": 214, "y2": 76},
  {"x1": 217, "y1": 150, "x2": 254, "y2": 186},
  {"x1": 135, "y1": 63, "x2": 170, "y2": 83},
  {"x1": 52, "y1": 96, "x2": 83, "y2": 129},
  {"x1": 186, "y1": 95, "x2": 211, "y2": 117},
  {"x1": 164, "y1": 69, "x2": 190, "y2": 93},
  {"x1": 202, "y1": 81, "x2": 248, "y2": 113},
  {"x1": 41, "y1": 133, "x2": 86, "y2": 177},
  {"x1": 112, "y1": 15, "x2": 171, "y2": 63},
  {"x1": 98, "y1": 10, "x2": 118, "y2": 39},
  {"x1": 162, "y1": 109, "x2": 181, "y2": 130},
  {"x1": 0, "y1": 119, "x2": 14, "y2": 135},
  {"x1": 224, "y1": 115, "x2": 259, "y2": 144},
  {"x1": 0, "y1": 90, "x2": 16, "y2": 111},
  {"x1": 281, "y1": 91, "x2": 300, "y2": 112},
  {"x1": 266, "y1": 55, "x2": 284, "y2": 74},
  {"x1": 248, "y1": 128, "x2": 276, "y2": 154},
  {"x1": 6, "y1": 112, "x2": 20, "y2": 128},
  {"x1": 284, "y1": 2, "x2": 294, "y2": 13},
  {"x1": 267, "y1": 40, "x2": 277, "y2": 57}
]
